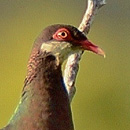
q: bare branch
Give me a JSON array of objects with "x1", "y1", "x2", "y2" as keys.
[
  {"x1": 64, "y1": 0, "x2": 106, "y2": 102},
  {"x1": 79, "y1": 0, "x2": 106, "y2": 33}
]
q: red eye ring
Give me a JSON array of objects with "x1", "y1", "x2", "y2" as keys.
[
  {"x1": 53, "y1": 28, "x2": 72, "y2": 41},
  {"x1": 57, "y1": 31, "x2": 68, "y2": 39}
]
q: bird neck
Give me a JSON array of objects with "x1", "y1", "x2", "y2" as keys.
[{"x1": 7, "y1": 48, "x2": 73, "y2": 130}]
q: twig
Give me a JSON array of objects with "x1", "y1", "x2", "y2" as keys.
[{"x1": 64, "y1": 0, "x2": 106, "y2": 102}]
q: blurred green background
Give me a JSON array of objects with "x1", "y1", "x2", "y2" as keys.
[{"x1": 0, "y1": 0, "x2": 130, "y2": 130}]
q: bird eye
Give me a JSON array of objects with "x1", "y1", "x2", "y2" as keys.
[
  {"x1": 57, "y1": 31, "x2": 68, "y2": 39},
  {"x1": 53, "y1": 28, "x2": 71, "y2": 41}
]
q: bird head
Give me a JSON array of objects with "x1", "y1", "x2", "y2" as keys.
[{"x1": 35, "y1": 24, "x2": 105, "y2": 64}]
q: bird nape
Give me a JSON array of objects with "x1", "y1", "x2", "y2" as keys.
[{"x1": 1, "y1": 24, "x2": 105, "y2": 130}]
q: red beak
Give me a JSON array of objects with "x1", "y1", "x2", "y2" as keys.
[{"x1": 79, "y1": 39, "x2": 105, "y2": 57}]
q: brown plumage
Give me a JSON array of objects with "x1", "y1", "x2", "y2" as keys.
[{"x1": 1, "y1": 24, "x2": 105, "y2": 130}]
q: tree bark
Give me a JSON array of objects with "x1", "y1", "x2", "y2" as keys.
[{"x1": 64, "y1": 0, "x2": 106, "y2": 102}]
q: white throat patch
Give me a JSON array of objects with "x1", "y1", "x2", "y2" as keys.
[{"x1": 41, "y1": 41, "x2": 77, "y2": 64}]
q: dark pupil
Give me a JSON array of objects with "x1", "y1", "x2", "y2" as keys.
[{"x1": 61, "y1": 32, "x2": 66, "y2": 36}]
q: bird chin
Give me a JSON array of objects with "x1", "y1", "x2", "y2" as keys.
[{"x1": 40, "y1": 41, "x2": 80, "y2": 65}]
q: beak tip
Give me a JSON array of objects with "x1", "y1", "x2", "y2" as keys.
[
  {"x1": 97, "y1": 48, "x2": 106, "y2": 58},
  {"x1": 103, "y1": 54, "x2": 106, "y2": 58}
]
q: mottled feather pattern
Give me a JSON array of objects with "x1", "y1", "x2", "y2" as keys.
[{"x1": 24, "y1": 48, "x2": 42, "y2": 88}]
